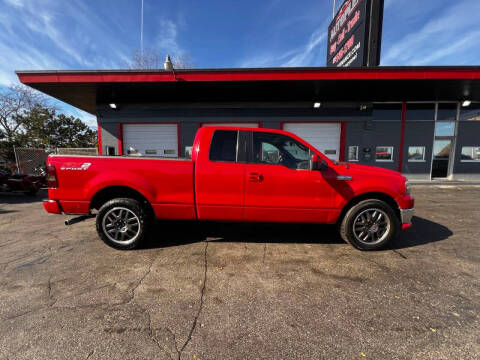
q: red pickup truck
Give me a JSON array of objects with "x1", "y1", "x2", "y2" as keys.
[{"x1": 43, "y1": 126, "x2": 414, "y2": 251}]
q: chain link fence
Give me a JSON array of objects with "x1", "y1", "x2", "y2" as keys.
[
  {"x1": 13, "y1": 147, "x2": 98, "y2": 174},
  {"x1": 13, "y1": 147, "x2": 50, "y2": 175}
]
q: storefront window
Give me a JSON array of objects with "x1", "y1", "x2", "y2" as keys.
[
  {"x1": 461, "y1": 147, "x2": 480, "y2": 161},
  {"x1": 435, "y1": 122, "x2": 455, "y2": 137},
  {"x1": 375, "y1": 146, "x2": 394, "y2": 161},
  {"x1": 348, "y1": 146, "x2": 359, "y2": 161},
  {"x1": 408, "y1": 146, "x2": 425, "y2": 161}
]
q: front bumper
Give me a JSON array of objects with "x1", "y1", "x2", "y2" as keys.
[{"x1": 400, "y1": 208, "x2": 414, "y2": 229}]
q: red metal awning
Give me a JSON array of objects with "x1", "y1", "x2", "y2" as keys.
[{"x1": 16, "y1": 66, "x2": 480, "y2": 115}]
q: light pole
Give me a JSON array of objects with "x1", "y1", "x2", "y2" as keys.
[
  {"x1": 140, "y1": 0, "x2": 144, "y2": 57},
  {"x1": 333, "y1": 0, "x2": 336, "y2": 19}
]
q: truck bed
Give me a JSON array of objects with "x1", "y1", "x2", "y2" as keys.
[{"x1": 47, "y1": 155, "x2": 196, "y2": 218}]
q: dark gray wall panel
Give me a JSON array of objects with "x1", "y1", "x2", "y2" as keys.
[
  {"x1": 401, "y1": 121, "x2": 434, "y2": 175},
  {"x1": 453, "y1": 122, "x2": 480, "y2": 175},
  {"x1": 345, "y1": 121, "x2": 401, "y2": 170},
  {"x1": 99, "y1": 107, "x2": 369, "y2": 156},
  {"x1": 406, "y1": 104, "x2": 435, "y2": 121}
]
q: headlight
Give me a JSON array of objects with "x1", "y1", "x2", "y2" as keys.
[{"x1": 405, "y1": 180, "x2": 411, "y2": 195}]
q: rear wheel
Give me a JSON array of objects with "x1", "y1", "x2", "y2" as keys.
[
  {"x1": 340, "y1": 199, "x2": 399, "y2": 251},
  {"x1": 96, "y1": 198, "x2": 150, "y2": 250}
]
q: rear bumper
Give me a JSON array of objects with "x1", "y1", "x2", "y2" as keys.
[{"x1": 43, "y1": 199, "x2": 61, "y2": 214}]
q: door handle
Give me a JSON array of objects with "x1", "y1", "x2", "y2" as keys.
[
  {"x1": 248, "y1": 172, "x2": 264, "y2": 182},
  {"x1": 337, "y1": 175, "x2": 352, "y2": 181}
]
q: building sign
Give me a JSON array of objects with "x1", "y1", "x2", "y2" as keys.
[{"x1": 327, "y1": 0, "x2": 384, "y2": 68}]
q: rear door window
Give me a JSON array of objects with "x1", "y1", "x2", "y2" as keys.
[{"x1": 209, "y1": 130, "x2": 238, "y2": 162}]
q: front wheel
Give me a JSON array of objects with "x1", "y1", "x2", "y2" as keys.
[
  {"x1": 339, "y1": 199, "x2": 399, "y2": 251},
  {"x1": 96, "y1": 198, "x2": 150, "y2": 250}
]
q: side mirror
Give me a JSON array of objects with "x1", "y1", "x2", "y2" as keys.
[{"x1": 311, "y1": 154, "x2": 328, "y2": 171}]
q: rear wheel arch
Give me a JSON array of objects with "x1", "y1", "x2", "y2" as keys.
[{"x1": 89, "y1": 185, "x2": 154, "y2": 217}]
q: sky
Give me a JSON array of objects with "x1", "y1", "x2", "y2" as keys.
[{"x1": 1, "y1": 0, "x2": 479, "y2": 126}]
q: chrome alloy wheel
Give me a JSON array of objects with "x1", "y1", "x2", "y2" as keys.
[
  {"x1": 102, "y1": 207, "x2": 141, "y2": 245},
  {"x1": 353, "y1": 208, "x2": 391, "y2": 245}
]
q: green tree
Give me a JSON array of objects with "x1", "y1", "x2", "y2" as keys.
[{"x1": 18, "y1": 105, "x2": 96, "y2": 149}]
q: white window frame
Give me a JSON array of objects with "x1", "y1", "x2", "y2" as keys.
[
  {"x1": 407, "y1": 146, "x2": 426, "y2": 162},
  {"x1": 348, "y1": 146, "x2": 359, "y2": 162},
  {"x1": 375, "y1": 146, "x2": 394, "y2": 162},
  {"x1": 460, "y1": 146, "x2": 480, "y2": 162}
]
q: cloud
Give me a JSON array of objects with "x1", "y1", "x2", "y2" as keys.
[
  {"x1": 238, "y1": 16, "x2": 330, "y2": 68},
  {"x1": 382, "y1": 0, "x2": 480, "y2": 65},
  {"x1": 156, "y1": 19, "x2": 183, "y2": 55},
  {"x1": 282, "y1": 25, "x2": 328, "y2": 67},
  {"x1": 4, "y1": 0, "x2": 24, "y2": 7}
]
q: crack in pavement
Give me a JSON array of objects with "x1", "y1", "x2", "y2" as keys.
[
  {"x1": 262, "y1": 243, "x2": 267, "y2": 264},
  {"x1": 129, "y1": 257, "x2": 155, "y2": 303},
  {"x1": 127, "y1": 256, "x2": 169, "y2": 356},
  {"x1": 391, "y1": 248, "x2": 408, "y2": 259},
  {"x1": 171, "y1": 241, "x2": 209, "y2": 360},
  {"x1": 47, "y1": 275, "x2": 56, "y2": 306},
  {"x1": 166, "y1": 327, "x2": 180, "y2": 360}
]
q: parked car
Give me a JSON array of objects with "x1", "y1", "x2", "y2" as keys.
[
  {"x1": 0, "y1": 169, "x2": 43, "y2": 195},
  {"x1": 42, "y1": 126, "x2": 414, "y2": 250}
]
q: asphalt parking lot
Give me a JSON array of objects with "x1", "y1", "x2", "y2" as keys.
[{"x1": 0, "y1": 187, "x2": 479, "y2": 360}]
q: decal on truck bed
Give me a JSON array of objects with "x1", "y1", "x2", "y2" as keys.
[{"x1": 60, "y1": 162, "x2": 91, "y2": 171}]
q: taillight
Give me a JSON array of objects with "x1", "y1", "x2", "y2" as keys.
[{"x1": 46, "y1": 165, "x2": 58, "y2": 188}]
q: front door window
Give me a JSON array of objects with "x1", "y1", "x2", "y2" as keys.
[{"x1": 252, "y1": 132, "x2": 311, "y2": 170}]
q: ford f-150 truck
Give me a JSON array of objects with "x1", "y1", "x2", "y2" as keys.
[{"x1": 43, "y1": 126, "x2": 414, "y2": 250}]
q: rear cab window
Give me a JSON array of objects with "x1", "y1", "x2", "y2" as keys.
[{"x1": 209, "y1": 130, "x2": 239, "y2": 162}]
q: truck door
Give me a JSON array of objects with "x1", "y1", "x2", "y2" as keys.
[
  {"x1": 195, "y1": 129, "x2": 248, "y2": 221},
  {"x1": 244, "y1": 131, "x2": 334, "y2": 223}
]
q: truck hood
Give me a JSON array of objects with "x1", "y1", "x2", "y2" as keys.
[{"x1": 335, "y1": 162, "x2": 404, "y2": 179}]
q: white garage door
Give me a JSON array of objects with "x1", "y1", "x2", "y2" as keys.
[
  {"x1": 201, "y1": 123, "x2": 259, "y2": 128},
  {"x1": 283, "y1": 123, "x2": 341, "y2": 161},
  {"x1": 123, "y1": 124, "x2": 178, "y2": 157}
]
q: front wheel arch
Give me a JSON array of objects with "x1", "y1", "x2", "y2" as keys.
[{"x1": 337, "y1": 192, "x2": 401, "y2": 226}]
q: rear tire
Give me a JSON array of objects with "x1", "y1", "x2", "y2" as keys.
[
  {"x1": 96, "y1": 198, "x2": 150, "y2": 250},
  {"x1": 340, "y1": 199, "x2": 399, "y2": 251}
]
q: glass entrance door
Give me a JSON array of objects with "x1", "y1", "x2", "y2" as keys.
[
  {"x1": 431, "y1": 103, "x2": 458, "y2": 179},
  {"x1": 432, "y1": 140, "x2": 451, "y2": 178}
]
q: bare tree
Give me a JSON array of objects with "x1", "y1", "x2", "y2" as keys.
[
  {"x1": 0, "y1": 85, "x2": 48, "y2": 143},
  {"x1": 126, "y1": 48, "x2": 193, "y2": 69}
]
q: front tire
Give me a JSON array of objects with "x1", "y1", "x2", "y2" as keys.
[
  {"x1": 340, "y1": 199, "x2": 399, "y2": 251},
  {"x1": 96, "y1": 198, "x2": 149, "y2": 250}
]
